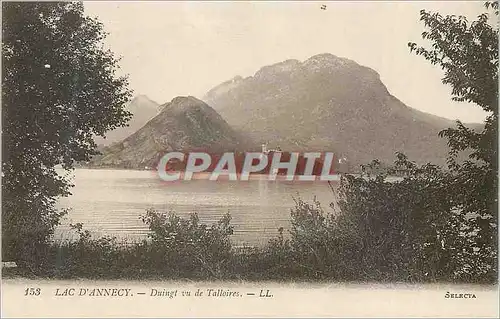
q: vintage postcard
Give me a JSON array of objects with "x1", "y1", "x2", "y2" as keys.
[{"x1": 1, "y1": 1, "x2": 499, "y2": 317}]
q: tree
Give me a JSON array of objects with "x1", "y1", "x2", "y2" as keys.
[
  {"x1": 279, "y1": 1, "x2": 499, "y2": 283},
  {"x1": 408, "y1": 1, "x2": 498, "y2": 280},
  {"x1": 2, "y1": 2, "x2": 132, "y2": 269}
]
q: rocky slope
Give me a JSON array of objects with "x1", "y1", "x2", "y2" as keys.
[
  {"x1": 93, "y1": 96, "x2": 252, "y2": 169},
  {"x1": 203, "y1": 53, "x2": 463, "y2": 166}
]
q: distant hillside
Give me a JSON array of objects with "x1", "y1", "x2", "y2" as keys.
[
  {"x1": 92, "y1": 96, "x2": 253, "y2": 169},
  {"x1": 94, "y1": 95, "x2": 160, "y2": 146},
  {"x1": 204, "y1": 53, "x2": 477, "y2": 166}
]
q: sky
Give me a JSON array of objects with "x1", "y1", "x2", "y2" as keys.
[{"x1": 84, "y1": 1, "x2": 493, "y2": 123}]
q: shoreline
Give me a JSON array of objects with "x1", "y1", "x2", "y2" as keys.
[{"x1": 2, "y1": 276, "x2": 498, "y2": 288}]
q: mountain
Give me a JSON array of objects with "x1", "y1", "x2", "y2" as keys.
[
  {"x1": 203, "y1": 53, "x2": 466, "y2": 166},
  {"x1": 92, "y1": 96, "x2": 252, "y2": 169},
  {"x1": 94, "y1": 95, "x2": 160, "y2": 146}
]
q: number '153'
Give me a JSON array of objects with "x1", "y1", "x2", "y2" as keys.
[{"x1": 24, "y1": 288, "x2": 41, "y2": 296}]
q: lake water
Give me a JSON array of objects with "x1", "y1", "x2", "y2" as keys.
[{"x1": 56, "y1": 169, "x2": 338, "y2": 246}]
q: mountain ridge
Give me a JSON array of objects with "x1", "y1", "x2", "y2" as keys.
[
  {"x1": 92, "y1": 96, "x2": 253, "y2": 169},
  {"x1": 202, "y1": 53, "x2": 473, "y2": 166}
]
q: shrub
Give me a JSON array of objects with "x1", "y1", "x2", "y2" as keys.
[
  {"x1": 279, "y1": 153, "x2": 497, "y2": 283},
  {"x1": 138, "y1": 209, "x2": 234, "y2": 279}
]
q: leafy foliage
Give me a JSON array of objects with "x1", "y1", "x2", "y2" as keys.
[
  {"x1": 9, "y1": 196, "x2": 495, "y2": 282},
  {"x1": 2, "y1": 2, "x2": 496, "y2": 284},
  {"x1": 408, "y1": 0, "x2": 498, "y2": 279},
  {"x1": 139, "y1": 209, "x2": 234, "y2": 278},
  {"x1": 1, "y1": 2, "x2": 132, "y2": 264},
  {"x1": 250, "y1": 154, "x2": 494, "y2": 283},
  {"x1": 244, "y1": 2, "x2": 499, "y2": 283},
  {"x1": 33, "y1": 211, "x2": 235, "y2": 280}
]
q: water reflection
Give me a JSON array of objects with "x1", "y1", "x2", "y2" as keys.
[{"x1": 56, "y1": 169, "x2": 336, "y2": 246}]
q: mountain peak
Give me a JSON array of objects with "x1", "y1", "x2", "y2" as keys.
[
  {"x1": 204, "y1": 53, "x2": 452, "y2": 166},
  {"x1": 170, "y1": 95, "x2": 202, "y2": 105},
  {"x1": 130, "y1": 94, "x2": 157, "y2": 105},
  {"x1": 93, "y1": 96, "x2": 248, "y2": 168},
  {"x1": 303, "y1": 53, "x2": 357, "y2": 70},
  {"x1": 254, "y1": 59, "x2": 301, "y2": 78},
  {"x1": 306, "y1": 53, "x2": 339, "y2": 60},
  {"x1": 162, "y1": 96, "x2": 213, "y2": 115}
]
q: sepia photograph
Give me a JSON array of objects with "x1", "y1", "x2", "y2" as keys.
[{"x1": 1, "y1": 0, "x2": 499, "y2": 317}]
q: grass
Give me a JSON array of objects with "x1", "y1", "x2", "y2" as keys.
[{"x1": 3, "y1": 205, "x2": 497, "y2": 284}]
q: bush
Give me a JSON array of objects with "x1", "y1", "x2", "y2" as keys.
[
  {"x1": 275, "y1": 154, "x2": 497, "y2": 283},
  {"x1": 139, "y1": 209, "x2": 234, "y2": 279},
  {"x1": 38, "y1": 211, "x2": 235, "y2": 280},
  {"x1": 14, "y1": 174, "x2": 496, "y2": 283}
]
